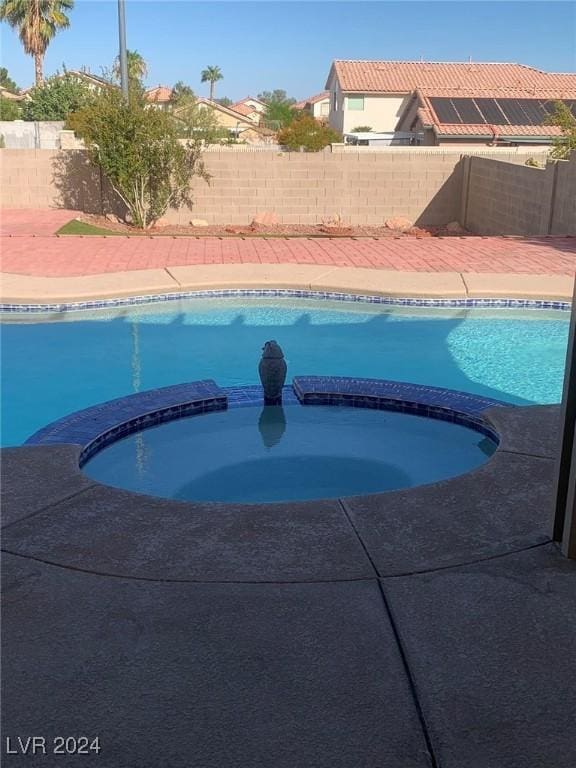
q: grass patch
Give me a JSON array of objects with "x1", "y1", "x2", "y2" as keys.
[
  {"x1": 55, "y1": 218, "x2": 384, "y2": 239},
  {"x1": 56, "y1": 220, "x2": 122, "y2": 236}
]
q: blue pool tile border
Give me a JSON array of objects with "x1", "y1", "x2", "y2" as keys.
[
  {"x1": 25, "y1": 377, "x2": 503, "y2": 465},
  {"x1": 293, "y1": 376, "x2": 504, "y2": 415},
  {"x1": 0, "y1": 289, "x2": 571, "y2": 314},
  {"x1": 292, "y1": 377, "x2": 503, "y2": 442},
  {"x1": 26, "y1": 380, "x2": 228, "y2": 464}
]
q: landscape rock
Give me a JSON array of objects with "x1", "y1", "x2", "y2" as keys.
[
  {"x1": 190, "y1": 219, "x2": 209, "y2": 227},
  {"x1": 406, "y1": 226, "x2": 432, "y2": 237},
  {"x1": 317, "y1": 225, "x2": 355, "y2": 236},
  {"x1": 104, "y1": 213, "x2": 124, "y2": 225},
  {"x1": 384, "y1": 216, "x2": 413, "y2": 233},
  {"x1": 252, "y1": 211, "x2": 278, "y2": 227},
  {"x1": 225, "y1": 225, "x2": 254, "y2": 235}
]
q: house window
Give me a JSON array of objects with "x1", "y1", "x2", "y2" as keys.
[
  {"x1": 332, "y1": 91, "x2": 338, "y2": 111},
  {"x1": 347, "y1": 96, "x2": 365, "y2": 111},
  {"x1": 320, "y1": 101, "x2": 329, "y2": 116}
]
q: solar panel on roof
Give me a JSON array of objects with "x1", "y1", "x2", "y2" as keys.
[
  {"x1": 496, "y1": 99, "x2": 534, "y2": 125},
  {"x1": 541, "y1": 100, "x2": 559, "y2": 115},
  {"x1": 474, "y1": 98, "x2": 508, "y2": 125},
  {"x1": 516, "y1": 100, "x2": 549, "y2": 126},
  {"x1": 429, "y1": 98, "x2": 461, "y2": 123},
  {"x1": 430, "y1": 95, "x2": 574, "y2": 128},
  {"x1": 450, "y1": 98, "x2": 484, "y2": 124},
  {"x1": 540, "y1": 99, "x2": 575, "y2": 118}
]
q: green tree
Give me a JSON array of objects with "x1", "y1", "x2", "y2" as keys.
[
  {"x1": 171, "y1": 98, "x2": 229, "y2": 144},
  {"x1": 200, "y1": 65, "x2": 223, "y2": 101},
  {"x1": 23, "y1": 71, "x2": 94, "y2": 120},
  {"x1": 0, "y1": 96, "x2": 22, "y2": 119},
  {"x1": 258, "y1": 90, "x2": 299, "y2": 129},
  {"x1": 215, "y1": 96, "x2": 232, "y2": 107},
  {"x1": 170, "y1": 80, "x2": 194, "y2": 107},
  {"x1": 0, "y1": 0, "x2": 73, "y2": 85},
  {"x1": 277, "y1": 114, "x2": 341, "y2": 152},
  {"x1": 351, "y1": 125, "x2": 372, "y2": 132},
  {"x1": 0, "y1": 66, "x2": 19, "y2": 92},
  {"x1": 545, "y1": 100, "x2": 576, "y2": 160},
  {"x1": 113, "y1": 49, "x2": 147, "y2": 86},
  {"x1": 68, "y1": 88, "x2": 210, "y2": 229},
  {"x1": 263, "y1": 100, "x2": 298, "y2": 130},
  {"x1": 257, "y1": 89, "x2": 296, "y2": 106}
]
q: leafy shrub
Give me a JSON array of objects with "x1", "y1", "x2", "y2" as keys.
[
  {"x1": 0, "y1": 96, "x2": 22, "y2": 120},
  {"x1": 67, "y1": 88, "x2": 210, "y2": 229},
  {"x1": 544, "y1": 100, "x2": 576, "y2": 160},
  {"x1": 23, "y1": 72, "x2": 95, "y2": 121},
  {"x1": 171, "y1": 99, "x2": 230, "y2": 144},
  {"x1": 351, "y1": 126, "x2": 372, "y2": 132},
  {"x1": 0, "y1": 67, "x2": 19, "y2": 93},
  {"x1": 277, "y1": 114, "x2": 341, "y2": 151}
]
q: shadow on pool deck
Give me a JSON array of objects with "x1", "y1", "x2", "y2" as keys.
[{"x1": 1, "y1": 401, "x2": 576, "y2": 767}]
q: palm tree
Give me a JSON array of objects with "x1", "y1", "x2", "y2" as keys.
[
  {"x1": 113, "y1": 49, "x2": 147, "y2": 85},
  {"x1": 200, "y1": 65, "x2": 223, "y2": 101},
  {"x1": 0, "y1": 0, "x2": 74, "y2": 86}
]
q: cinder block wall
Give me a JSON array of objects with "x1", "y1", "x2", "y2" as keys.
[
  {"x1": 185, "y1": 149, "x2": 539, "y2": 226},
  {"x1": 187, "y1": 150, "x2": 470, "y2": 226},
  {"x1": 0, "y1": 147, "x2": 554, "y2": 228},
  {"x1": 550, "y1": 155, "x2": 576, "y2": 235},
  {"x1": 464, "y1": 153, "x2": 576, "y2": 235}
]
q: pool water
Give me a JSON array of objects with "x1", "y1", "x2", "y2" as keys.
[
  {"x1": 0, "y1": 298, "x2": 568, "y2": 446},
  {"x1": 83, "y1": 405, "x2": 497, "y2": 503}
]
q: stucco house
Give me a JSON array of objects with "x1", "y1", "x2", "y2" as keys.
[
  {"x1": 56, "y1": 69, "x2": 112, "y2": 94},
  {"x1": 174, "y1": 98, "x2": 276, "y2": 144},
  {"x1": 0, "y1": 85, "x2": 26, "y2": 102},
  {"x1": 326, "y1": 60, "x2": 576, "y2": 146},
  {"x1": 229, "y1": 96, "x2": 267, "y2": 125},
  {"x1": 228, "y1": 102, "x2": 261, "y2": 125},
  {"x1": 145, "y1": 85, "x2": 173, "y2": 110},
  {"x1": 294, "y1": 91, "x2": 330, "y2": 121},
  {"x1": 17, "y1": 69, "x2": 112, "y2": 99}
]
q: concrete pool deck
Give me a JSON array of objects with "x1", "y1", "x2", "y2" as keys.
[
  {"x1": 1, "y1": 265, "x2": 574, "y2": 305},
  {"x1": 2, "y1": 397, "x2": 576, "y2": 767},
  {"x1": 2, "y1": 211, "x2": 576, "y2": 765}
]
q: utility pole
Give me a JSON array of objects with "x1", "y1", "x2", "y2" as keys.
[{"x1": 117, "y1": 0, "x2": 129, "y2": 99}]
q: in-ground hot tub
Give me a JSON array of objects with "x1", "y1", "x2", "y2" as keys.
[
  {"x1": 27, "y1": 377, "x2": 503, "y2": 505},
  {"x1": 82, "y1": 399, "x2": 497, "y2": 504}
]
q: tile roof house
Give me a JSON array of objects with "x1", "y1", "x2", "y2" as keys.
[
  {"x1": 231, "y1": 96, "x2": 266, "y2": 111},
  {"x1": 228, "y1": 102, "x2": 262, "y2": 124},
  {"x1": 62, "y1": 69, "x2": 113, "y2": 90},
  {"x1": 230, "y1": 96, "x2": 267, "y2": 123},
  {"x1": 145, "y1": 85, "x2": 173, "y2": 110},
  {"x1": 326, "y1": 60, "x2": 576, "y2": 145},
  {"x1": 173, "y1": 98, "x2": 276, "y2": 144},
  {"x1": 294, "y1": 91, "x2": 330, "y2": 121},
  {"x1": 19, "y1": 69, "x2": 113, "y2": 97}
]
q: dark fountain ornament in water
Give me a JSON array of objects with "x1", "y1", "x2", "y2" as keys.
[{"x1": 258, "y1": 340, "x2": 287, "y2": 405}]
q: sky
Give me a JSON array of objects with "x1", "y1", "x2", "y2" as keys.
[{"x1": 1, "y1": 1, "x2": 575, "y2": 98}]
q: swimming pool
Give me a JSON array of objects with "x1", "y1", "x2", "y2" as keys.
[
  {"x1": 83, "y1": 404, "x2": 497, "y2": 503},
  {"x1": 1, "y1": 297, "x2": 569, "y2": 446}
]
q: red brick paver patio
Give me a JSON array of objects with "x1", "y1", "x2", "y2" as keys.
[{"x1": 1, "y1": 210, "x2": 575, "y2": 277}]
